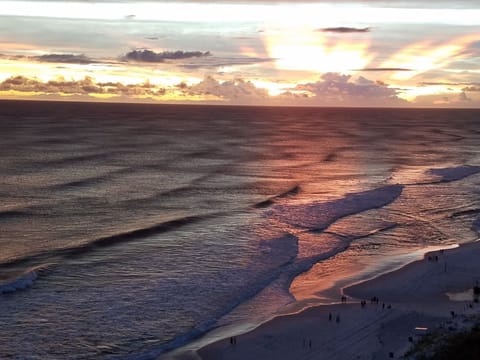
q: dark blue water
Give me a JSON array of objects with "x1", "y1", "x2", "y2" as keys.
[{"x1": 0, "y1": 101, "x2": 479, "y2": 359}]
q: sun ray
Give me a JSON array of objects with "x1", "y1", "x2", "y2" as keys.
[{"x1": 382, "y1": 34, "x2": 480, "y2": 81}]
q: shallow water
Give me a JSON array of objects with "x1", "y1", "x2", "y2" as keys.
[{"x1": 0, "y1": 101, "x2": 479, "y2": 359}]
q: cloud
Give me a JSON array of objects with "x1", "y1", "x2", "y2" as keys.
[
  {"x1": 356, "y1": 67, "x2": 413, "y2": 72},
  {"x1": 186, "y1": 76, "x2": 268, "y2": 100},
  {"x1": 294, "y1": 73, "x2": 405, "y2": 106},
  {"x1": 0, "y1": 73, "x2": 408, "y2": 106},
  {"x1": 179, "y1": 56, "x2": 274, "y2": 69},
  {"x1": 412, "y1": 90, "x2": 478, "y2": 107},
  {"x1": 123, "y1": 49, "x2": 211, "y2": 63},
  {"x1": 0, "y1": 53, "x2": 95, "y2": 64},
  {"x1": 317, "y1": 27, "x2": 370, "y2": 33},
  {"x1": 25, "y1": 0, "x2": 479, "y2": 6},
  {"x1": 458, "y1": 91, "x2": 472, "y2": 101},
  {"x1": 419, "y1": 82, "x2": 467, "y2": 86},
  {"x1": 0, "y1": 75, "x2": 266, "y2": 102},
  {"x1": 0, "y1": 76, "x2": 166, "y2": 97},
  {"x1": 447, "y1": 59, "x2": 480, "y2": 70},
  {"x1": 464, "y1": 86, "x2": 480, "y2": 92},
  {"x1": 34, "y1": 53, "x2": 93, "y2": 64}
]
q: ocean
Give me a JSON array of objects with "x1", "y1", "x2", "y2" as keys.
[{"x1": 0, "y1": 100, "x2": 479, "y2": 359}]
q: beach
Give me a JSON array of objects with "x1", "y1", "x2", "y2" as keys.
[{"x1": 195, "y1": 240, "x2": 480, "y2": 360}]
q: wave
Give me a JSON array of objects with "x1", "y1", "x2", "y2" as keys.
[
  {"x1": 48, "y1": 168, "x2": 132, "y2": 190},
  {"x1": 51, "y1": 175, "x2": 110, "y2": 189},
  {"x1": 0, "y1": 210, "x2": 29, "y2": 220},
  {"x1": 0, "y1": 213, "x2": 223, "y2": 270},
  {"x1": 40, "y1": 152, "x2": 110, "y2": 167},
  {"x1": 253, "y1": 185, "x2": 301, "y2": 209},
  {"x1": 90, "y1": 214, "x2": 218, "y2": 249},
  {"x1": 278, "y1": 184, "x2": 301, "y2": 198},
  {"x1": 143, "y1": 185, "x2": 197, "y2": 200},
  {"x1": 324, "y1": 152, "x2": 337, "y2": 162},
  {"x1": 428, "y1": 165, "x2": 480, "y2": 183},
  {"x1": 266, "y1": 184, "x2": 403, "y2": 231},
  {"x1": 107, "y1": 233, "x2": 299, "y2": 360},
  {"x1": 0, "y1": 264, "x2": 50, "y2": 295},
  {"x1": 324, "y1": 223, "x2": 398, "y2": 241},
  {"x1": 450, "y1": 208, "x2": 480, "y2": 218}
]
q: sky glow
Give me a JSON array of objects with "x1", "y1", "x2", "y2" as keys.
[{"x1": 0, "y1": 0, "x2": 479, "y2": 107}]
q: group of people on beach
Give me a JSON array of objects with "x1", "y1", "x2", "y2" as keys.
[
  {"x1": 360, "y1": 296, "x2": 391, "y2": 310},
  {"x1": 328, "y1": 312, "x2": 341, "y2": 323}
]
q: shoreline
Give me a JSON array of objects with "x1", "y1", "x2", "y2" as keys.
[{"x1": 177, "y1": 239, "x2": 480, "y2": 360}]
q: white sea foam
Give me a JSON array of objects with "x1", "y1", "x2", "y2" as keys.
[
  {"x1": 267, "y1": 185, "x2": 403, "y2": 230},
  {"x1": 0, "y1": 269, "x2": 38, "y2": 294},
  {"x1": 428, "y1": 165, "x2": 480, "y2": 182}
]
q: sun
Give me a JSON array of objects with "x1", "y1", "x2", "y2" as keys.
[{"x1": 263, "y1": 26, "x2": 372, "y2": 74}]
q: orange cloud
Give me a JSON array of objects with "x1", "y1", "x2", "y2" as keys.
[{"x1": 0, "y1": 76, "x2": 166, "y2": 98}]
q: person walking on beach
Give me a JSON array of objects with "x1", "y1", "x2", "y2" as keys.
[{"x1": 329, "y1": 312, "x2": 332, "y2": 321}]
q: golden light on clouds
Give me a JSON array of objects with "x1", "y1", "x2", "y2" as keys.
[
  {"x1": 250, "y1": 79, "x2": 291, "y2": 96},
  {"x1": 398, "y1": 84, "x2": 460, "y2": 102}
]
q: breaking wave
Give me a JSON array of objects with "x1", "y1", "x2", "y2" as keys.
[
  {"x1": 267, "y1": 184, "x2": 403, "y2": 231},
  {"x1": 253, "y1": 185, "x2": 301, "y2": 208},
  {"x1": 0, "y1": 265, "x2": 50, "y2": 295},
  {"x1": 428, "y1": 165, "x2": 480, "y2": 183}
]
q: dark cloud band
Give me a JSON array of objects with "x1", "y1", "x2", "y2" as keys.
[
  {"x1": 123, "y1": 49, "x2": 211, "y2": 63},
  {"x1": 317, "y1": 27, "x2": 370, "y2": 33},
  {"x1": 35, "y1": 54, "x2": 93, "y2": 64}
]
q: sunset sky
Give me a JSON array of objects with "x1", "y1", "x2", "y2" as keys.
[{"x1": 1, "y1": 0, "x2": 479, "y2": 107}]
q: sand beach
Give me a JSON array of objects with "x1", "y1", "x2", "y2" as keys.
[{"x1": 195, "y1": 240, "x2": 480, "y2": 360}]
